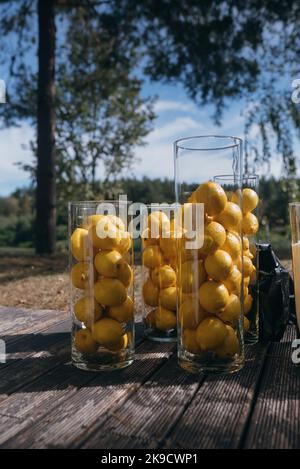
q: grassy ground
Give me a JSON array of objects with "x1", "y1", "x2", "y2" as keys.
[{"x1": 0, "y1": 248, "x2": 291, "y2": 312}]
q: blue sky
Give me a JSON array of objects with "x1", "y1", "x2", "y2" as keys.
[{"x1": 0, "y1": 52, "x2": 291, "y2": 197}]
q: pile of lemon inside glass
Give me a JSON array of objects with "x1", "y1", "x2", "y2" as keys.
[
  {"x1": 70, "y1": 215, "x2": 133, "y2": 355},
  {"x1": 142, "y1": 182, "x2": 259, "y2": 358}
]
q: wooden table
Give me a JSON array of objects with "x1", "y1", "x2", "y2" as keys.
[{"x1": 0, "y1": 305, "x2": 299, "y2": 449}]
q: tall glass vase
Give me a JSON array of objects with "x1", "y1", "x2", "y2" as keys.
[
  {"x1": 69, "y1": 201, "x2": 134, "y2": 371},
  {"x1": 174, "y1": 136, "x2": 244, "y2": 374}
]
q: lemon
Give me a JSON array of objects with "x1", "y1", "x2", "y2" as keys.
[
  {"x1": 215, "y1": 325, "x2": 239, "y2": 358},
  {"x1": 159, "y1": 286, "x2": 177, "y2": 311},
  {"x1": 94, "y1": 250, "x2": 122, "y2": 277},
  {"x1": 116, "y1": 260, "x2": 133, "y2": 287},
  {"x1": 242, "y1": 212, "x2": 259, "y2": 235},
  {"x1": 155, "y1": 307, "x2": 177, "y2": 331},
  {"x1": 222, "y1": 231, "x2": 241, "y2": 259},
  {"x1": 204, "y1": 249, "x2": 233, "y2": 282},
  {"x1": 92, "y1": 317, "x2": 124, "y2": 349},
  {"x1": 108, "y1": 296, "x2": 134, "y2": 323},
  {"x1": 250, "y1": 265, "x2": 257, "y2": 284},
  {"x1": 236, "y1": 255, "x2": 253, "y2": 277},
  {"x1": 244, "y1": 248, "x2": 254, "y2": 260},
  {"x1": 89, "y1": 216, "x2": 122, "y2": 250},
  {"x1": 198, "y1": 221, "x2": 226, "y2": 255},
  {"x1": 199, "y1": 281, "x2": 229, "y2": 314},
  {"x1": 74, "y1": 296, "x2": 103, "y2": 326},
  {"x1": 231, "y1": 189, "x2": 242, "y2": 207},
  {"x1": 74, "y1": 329, "x2": 99, "y2": 354},
  {"x1": 196, "y1": 317, "x2": 228, "y2": 351},
  {"x1": 242, "y1": 188, "x2": 259, "y2": 213},
  {"x1": 151, "y1": 265, "x2": 176, "y2": 289},
  {"x1": 143, "y1": 278, "x2": 159, "y2": 307},
  {"x1": 217, "y1": 294, "x2": 240, "y2": 326},
  {"x1": 71, "y1": 228, "x2": 89, "y2": 261},
  {"x1": 244, "y1": 276, "x2": 250, "y2": 287},
  {"x1": 243, "y1": 236, "x2": 250, "y2": 251},
  {"x1": 182, "y1": 329, "x2": 201, "y2": 354},
  {"x1": 142, "y1": 228, "x2": 159, "y2": 247},
  {"x1": 179, "y1": 298, "x2": 207, "y2": 329},
  {"x1": 193, "y1": 182, "x2": 227, "y2": 216},
  {"x1": 244, "y1": 294, "x2": 253, "y2": 315},
  {"x1": 107, "y1": 214, "x2": 125, "y2": 232},
  {"x1": 94, "y1": 278, "x2": 127, "y2": 306},
  {"x1": 180, "y1": 260, "x2": 206, "y2": 293},
  {"x1": 147, "y1": 211, "x2": 170, "y2": 237},
  {"x1": 84, "y1": 214, "x2": 105, "y2": 229},
  {"x1": 108, "y1": 333, "x2": 129, "y2": 352},
  {"x1": 244, "y1": 316, "x2": 250, "y2": 332},
  {"x1": 159, "y1": 232, "x2": 178, "y2": 258},
  {"x1": 216, "y1": 202, "x2": 242, "y2": 231},
  {"x1": 116, "y1": 231, "x2": 132, "y2": 255},
  {"x1": 71, "y1": 262, "x2": 95, "y2": 290},
  {"x1": 223, "y1": 265, "x2": 242, "y2": 295},
  {"x1": 142, "y1": 245, "x2": 163, "y2": 269},
  {"x1": 145, "y1": 309, "x2": 156, "y2": 328}
]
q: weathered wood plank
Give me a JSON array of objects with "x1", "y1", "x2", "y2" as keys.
[
  {"x1": 1, "y1": 340, "x2": 175, "y2": 449},
  {"x1": 161, "y1": 344, "x2": 269, "y2": 449},
  {"x1": 81, "y1": 354, "x2": 203, "y2": 449},
  {"x1": 243, "y1": 339, "x2": 300, "y2": 449}
]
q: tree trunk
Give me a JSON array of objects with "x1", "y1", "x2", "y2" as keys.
[{"x1": 36, "y1": 0, "x2": 56, "y2": 254}]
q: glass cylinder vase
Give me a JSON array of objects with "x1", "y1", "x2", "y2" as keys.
[
  {"x1": 174, "y1": 136, "x2": 245, "y2": 374},
  {"x1": 69, "y1": 201, "x2": 134, "y2": 371}
]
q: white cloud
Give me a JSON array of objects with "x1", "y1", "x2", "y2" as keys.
[
  {"x1": 154, "y1": 100, "x2": 196, "y2": 113},
  {"x1": 0, "y1": 123, "x2": 34, "y2": 195},
  {"x1": 149, "y1": 117, "x2": 201, "y2": 142}
]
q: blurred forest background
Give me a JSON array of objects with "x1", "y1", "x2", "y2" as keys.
[{"x1": 1, "y1": 0, "x2": 300, "y2": 264}]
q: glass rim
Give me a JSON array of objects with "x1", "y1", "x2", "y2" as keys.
[
  {"x1": 174, "y1": 135, "x2": 243, "y2": 151},
  {"x1": 214, "y1": 174, "x2": 259, "y2": 181}
]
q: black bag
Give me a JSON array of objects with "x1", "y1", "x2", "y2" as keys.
[{"x1": 258, "y1": 243, "x2": 295, "y2": 342}]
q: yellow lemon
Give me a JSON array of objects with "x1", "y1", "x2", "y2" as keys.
[
  {"x1": 142, "y1": 245, "x2": 163, "y2": 269},
  {"x1": 143, "y1": 278, "x2": 159, "y2": 307},
  {"x1": 116, "y1": 231, "x2": 132, "y2": 254},
  {"x1": 142, "y1": 228, "x2": 159, "y2": 247},
  {"x1": 147, "y1": 211, "x2": 170, "y2": 237},
  {"x1": 244, "y1": 294, "x2": 253, "y2": 315},
  {"x1": 222, "y1": 231, "x2": 241, "y2": 259},
  {"x1": 198, "y1": 221, "x2": 226, "y2": 255},
  {"x1": 89, "y1": 216, "x2": 122, "y2": 250},
  {"x1": 83, "y1": 214, "x2": 105, "y2": 229},
  {"x1": 193, "y1": 181, "x2": 227, "y2": 216},
  {"x1": 159, "y1": 286, "x2": 177, "y2": 311},
  {"x1": 216, "y1": 202, "x2": 243, "y2": 231},
  {"x1": 74, "y1": 329, "x2": 99, "y2": 354},
  {"x1": 180, "y1": 260, "x2": 206, "y2": 293},
  {"x1": 71, "y1": 228, "x2": 89, "y2": 261},
  {"x1": 204, "y1": 249, "x2": 233, "y2": 282},
  {"x1": 145, "y1": 309, "x2": 156, "y2": 328},
  {"x1": 223, "y1": 265, "x2": 242, "y2": 295},
  {"x1": 151, "y1": 265, "x2": 176, "y2": 289},
  {"x1": 231, "y1": 189, "x2": 242, "y2": 207},
  {"x1": 107, "y1": 214, "x2": 125, "y2": 232},
  {"x1": 196, "y1": 317, "x2": 228, "y2": 351},
  {"x1": 159, "y1": 232, "x2": 178, "y2": 258},
  {"x1": 244, "y1": 249, "x2": 254, "y2": 260},
  {"x1": 94, "y1": 250, "x2": 122, "y2": 277},
  {"x1": 108, "y1": 296, "x2": 134, "y2": 323},
  {"x1": 182, "y1": 329, "x2": 201, "y2": 354},
  {"x1": 179, "y1": 298, "x2": 207, "y2": 329},
  {"x1": 74, "y1": 296, "x2": 103, "y2": 326},
  {"x1": 244, "y1": 316, "x2": 250, "y2": 332},
  {"x1": 107, "y1": 333, "x2": 129, "y2": 352},
  {"x1": 199, "y1": 281, "x2": 229, "y2": 314},
  {"x1": 237, "y1": 255, "x2": 253, "y2": 277},
  {"x1": 243, "y1": 236, "x2": 250, "y2": 251},
  {"x1": 116, "y1": 260, "x2": 133, "y2": 287},
  {"x1": 242, "y1": 212, "x2": 259, "y2": 235},
  {"x1": 94, "y1": 278, "x2": 127, "y2": 306},
  {"x1": 155, "y1": 307, "x2": 177, "y2": 331},
  {"x1": 217, "y1": 294, "x2": 240, "y2": 326},
  {"x1": 71, "y1": 262, "x2": 95, "y2": 290},
  {"x1": 241, "y1": 188, "x2": 259, "y2": 213},
  {"x1": 92, "y1": 317, "x2": 124, "y2": 349},
  {"x1": 215, "y1": 325, "x2": 239, "y2": 358},
  {"x1": 250, "y1": 265, "x2": 257, "y2": 284}
]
